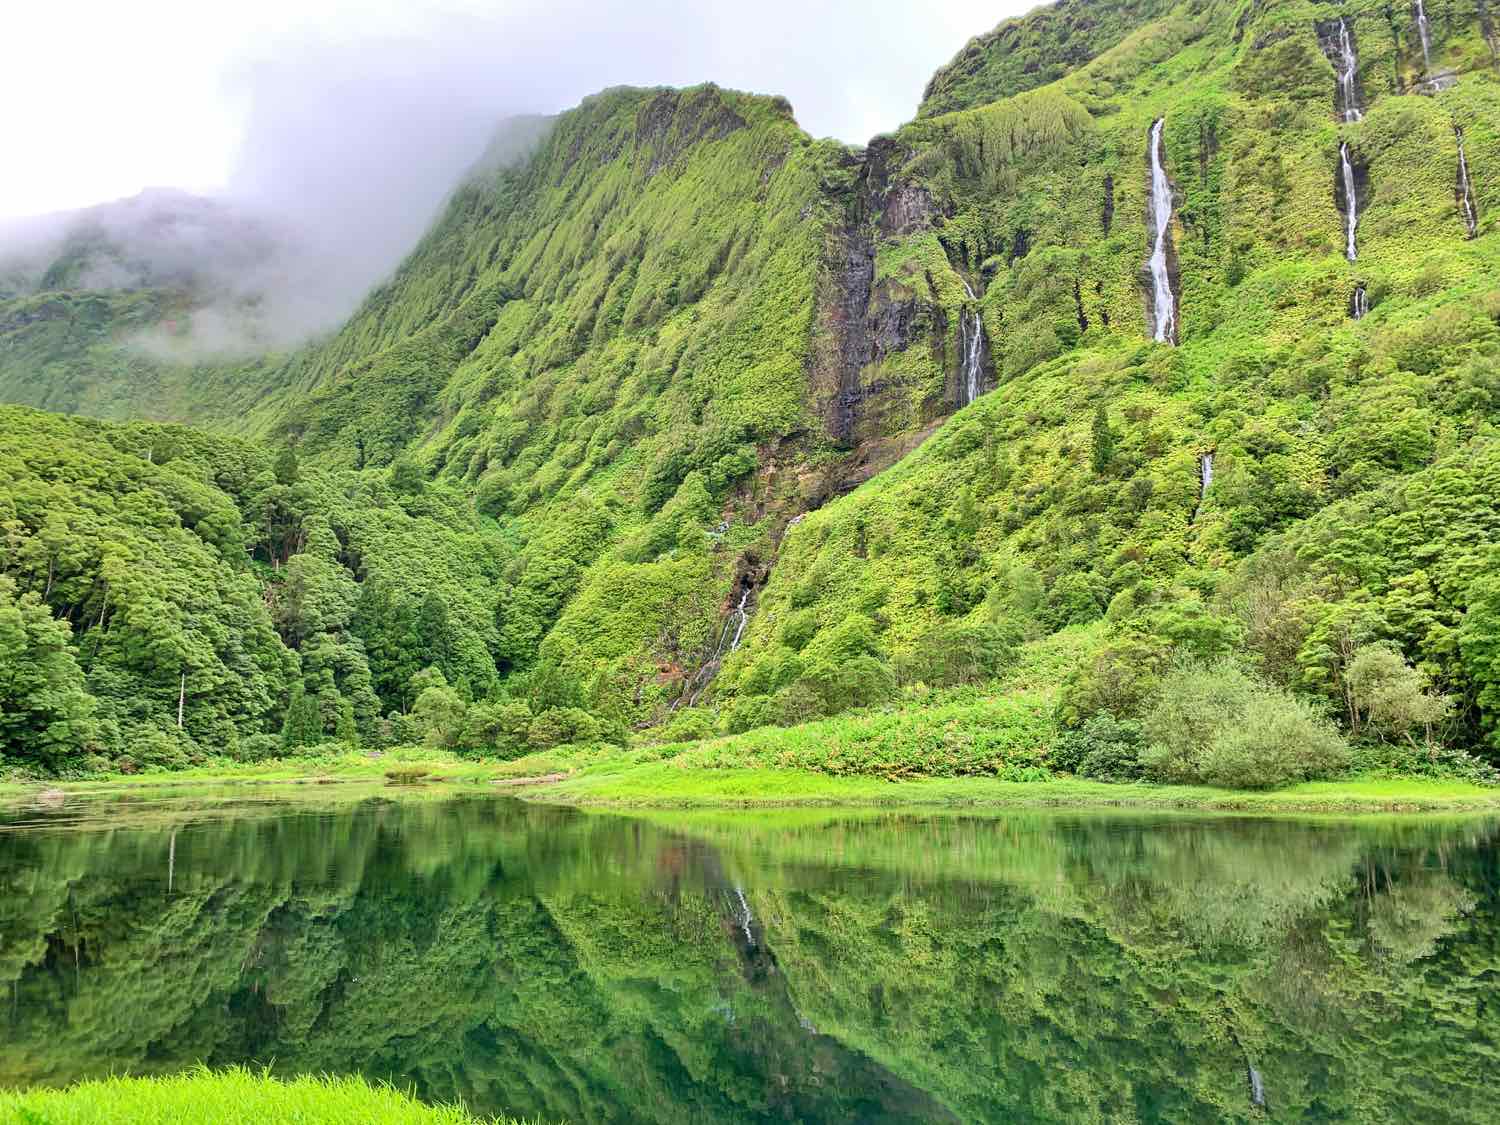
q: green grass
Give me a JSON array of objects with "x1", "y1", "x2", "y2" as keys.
[
  {"x1": 0, "y1": 1066, "x2": 525, "y2": 1124},
  {"x1": 524, "y1": 765, "x2": 1500, "y2": 812}
]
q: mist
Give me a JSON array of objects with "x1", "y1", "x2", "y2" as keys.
[{"x1": 2, "y1": 0, "x2": 1017, "y2": 357}]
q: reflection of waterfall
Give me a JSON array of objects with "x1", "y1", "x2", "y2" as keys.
[
  {"x1": 1334, "y1": 18, "x2": 1363, "y2": 122},
  {"x1": 1351, "y1": 284, "x2": 1369, "y2": 319},
  {"x1": 1146, "y1": 118, "x2": 1178, "y2": 344},
  {"x1": 1339, "y1": 143, "x2": 1360, "y2": 262},
  {"x1": 1414, "y1": 0, "x2": 1433, "y2": 74},
  {"x1": 734, "y1": 885, "x2": 755, "y2": 948},
  {"x1": 1457, "y1": 128, "x2": 1479, "y2": 239}
]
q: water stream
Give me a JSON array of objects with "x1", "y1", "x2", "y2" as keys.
[
  {"x1": 1200, "y1": 452, "x2": 1215, "y2": 495},
  {"x1": 1351, "y1": 284, "x2": 1369, "y2": 319},
  {"x1": 960, "y1": 309, "x2": 985, "y2": 405},
  {"x1": 1415, "y1": 0, "x2": 1434, "y2": 74},
  {"x1": 1334, "y1": 17, "x2": 1363, "y2": 122},
  {"x1": 1146, "y1": 118, "x2": 1177, "y2": 344},
  {"x1": 679, "y1": 587, "x2": 752, "y2": 709},
  {"x1": 1457, "y1": 127, "x2": 1479, "y2": 239},
  {"x1": 1339, "y1": 142, "x2": 1360, "y2": 262}
]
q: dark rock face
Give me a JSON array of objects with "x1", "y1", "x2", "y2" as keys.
[{"x1": 635, "y1": 86, "x2": 748, "y2": 175}]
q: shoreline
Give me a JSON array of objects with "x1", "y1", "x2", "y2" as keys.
[{"x1": 4, "y1": 755, "x2": 1499, "y2": 818}]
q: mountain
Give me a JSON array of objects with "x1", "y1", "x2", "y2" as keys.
[{"x1": 2, "y1": 0, "x2": 1500, "y2": 776}]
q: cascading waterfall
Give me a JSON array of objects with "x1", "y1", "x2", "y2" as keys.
[
  {"x1": 676, "y1": 587, "x2": 752, "y2": 709},
  {"x1": 1200, "y1": 452, "x2": 1215, "y2": 495},
  {"x1": 1415, "y1": 0, "x2": 1434, "y2": 74},
  {"x1": 960, "y1": 309, "x2": 984, "y2": 405},
  {"x1": 1457, "y1": 128, "x2": 1479, "y2": 239},
  {"x1": 1339, "y1": 142, "x2": 1360, "y2": 262},
  {"x1": 1334, "y1": 18, "x2": 1363, "y2": 122},
  {"x1": 1351, "y1": 284, "x2": 1369, "y2": 319},
  {"x1": 1146, "y1": 118, "x2": 1178, "y2": 344},
  {"x1": 957, "y1": 272, "x2": 986, "y2": 405}
]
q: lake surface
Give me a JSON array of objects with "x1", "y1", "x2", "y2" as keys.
[{"x1": 1, "y1": 791, "x2": 1497, "y2": 1123}]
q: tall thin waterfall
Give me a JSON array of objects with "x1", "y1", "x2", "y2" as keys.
[
  {"x1": 1340, "y1": 143, "x2": 1360, "y2": 262},
  {"x1": 1457, "y1": 128, "x2": 1479, "y2": 239},
  {"x1": 1146, "y1": 119, "x2": 1178, "y2": 344},
  {"x1": 1200, "y1": 452, "x2": 1214, "y2": 495},
  {"x1": 960, "y1": 310, "x2": 984, "y2": 405},
  {"x1": 1414, "y1": 0, "x2": 1434, "y2": 74},
  {"x1": 957, "y1": 272, "x2": 986, "y2": 405},
  {"x1": 1335, "y1": 18, "x2": 1363, "y2": 122},
  {"x1": 1351, "y1": 284, "x2": 1369, "y2": 319}
]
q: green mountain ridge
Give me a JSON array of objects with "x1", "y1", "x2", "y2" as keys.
[{"x1": 3, "y1": 0, "x2": 1500, "y2": 775}]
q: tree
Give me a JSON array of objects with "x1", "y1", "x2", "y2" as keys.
[
  {"x1": 0, "y1": 577, "x2": 97, "y2": 768},
  {"x1": 273, "y1": 446, "x2": 300, "y2": 486},
  {"x1": 279, "y1": 681, "x2": 323, "y2": 752},
  {"x1": 1090, "y1": 404, "x2": 1116, "y2": 475},
  {"x1": 1345, "y1": 644, "x2": 1449, "y2": 745},
  {"x1": 1458, "y1": 569, "x2": 1500, "y2": 755}
]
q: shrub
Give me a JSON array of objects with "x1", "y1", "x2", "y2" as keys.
[
  {"x1": 1139, "y1": 658, "x2": 1349, "y2": 789},
  {"x1": 1052, "y1": 714, "x2": 1144, "y2": 781},
  {"x1": 526, "y1": 706, "x2": 600, "y2": 749},
  {"x1": 897, "y1": 621, "x2": 1019, "y2": 687},
  {"x1": 459, "y1": 700, "x2": 533, "y2": 757}
]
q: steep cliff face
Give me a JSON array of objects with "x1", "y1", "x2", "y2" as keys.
[{"x1": 711, "y1": 0, "x2": 1500, "y2": 745}]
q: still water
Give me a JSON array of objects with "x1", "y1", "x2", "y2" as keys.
[{"x1": 1, "y1": 791, "x2": 1496, "y2": 1123}]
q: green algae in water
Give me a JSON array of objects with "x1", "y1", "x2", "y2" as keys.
[{"x1": 1, "y1": 795, "x2": 1496, "y2": 1123}]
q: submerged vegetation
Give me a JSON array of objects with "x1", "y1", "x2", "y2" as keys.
[{"x1": 2, "y1": 0, "x2": 1500, "y2": 796}]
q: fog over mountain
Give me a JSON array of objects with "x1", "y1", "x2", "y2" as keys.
[{"x1": 1, "y1": 0, "x2": 1011, "y2": 356}]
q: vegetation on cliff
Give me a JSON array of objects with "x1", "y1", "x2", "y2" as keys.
[{"x1": 2, "y1": 0, "x2": 1500, "y2": 790}]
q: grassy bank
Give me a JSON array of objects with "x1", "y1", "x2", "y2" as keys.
[
  {"x1": 514, "y1": 763, "x2": 1500, "y2": 813},
  {"x1": 0, "y1": 1067, "x2": 521, "y2": 1124}
]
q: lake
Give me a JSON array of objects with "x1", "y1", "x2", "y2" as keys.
[{"x1": 0, "y1": 789, "x2": 1496, "y2": 1122}]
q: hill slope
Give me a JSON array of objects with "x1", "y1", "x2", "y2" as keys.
[{"x1": 4, "y1": 0, "x2": 1500, "y2": 773}]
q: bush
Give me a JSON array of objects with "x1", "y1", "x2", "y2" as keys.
[
  {"x1": 526, "y1": 706, "x2": 600, "y2": 750},
  {"x1": 1139, "y1": 658, "x2": 1349, "y2": 789},
  {"x1": 897, "y1": 621, "x2": 1019, "y2": 687},
  {"x1": 459, "y1": 700, "x2": 533, "y2": 757},
  {"x1": 1052, "y1": 714, "x2": 1144, "y2": 781}
]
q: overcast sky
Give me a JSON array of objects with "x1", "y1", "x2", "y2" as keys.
[{"x1": 5, "y1": 0, "x2": 1028, "y2": 219}]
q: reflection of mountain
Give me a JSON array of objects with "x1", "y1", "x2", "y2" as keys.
[{"x1": 0, "y1": 800, "x2": 1496, "y2": 1123}]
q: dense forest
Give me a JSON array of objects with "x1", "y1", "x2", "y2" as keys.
[{"x1": 3, "y1": 0, "x2": 1500, "y2": 787}]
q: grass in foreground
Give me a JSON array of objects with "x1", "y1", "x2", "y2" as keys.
[{"x1": 0, "y1": 1066, "x2": 522, "y2": 1124}]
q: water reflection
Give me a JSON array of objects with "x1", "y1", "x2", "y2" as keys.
[{"x1": 0, "y1": 797, "x2": 1496, "y2": 1123}]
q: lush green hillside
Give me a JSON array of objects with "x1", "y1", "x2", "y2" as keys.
[{"x1": 3, "y1": 0, "x2": 1500, "y2": 782}]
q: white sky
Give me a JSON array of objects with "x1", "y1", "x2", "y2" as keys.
[{"x1": 2, "y1": 0, "x2": 1029, "y2": 218}]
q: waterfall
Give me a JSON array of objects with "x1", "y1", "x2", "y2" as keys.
[
  {"x1": 677, "y1": 587, "x2": 752, "y2": 709},
  {"x1": 1248, "y1": 1066, "x2": 1267, "y2": 1109},
  {"x1": 1339, "y1": 143, "x2": 1360, "y2": 262},
  {"x1": 960, "y1": 309, "x2": 985, "y2": 405},
  {"x1": 1457, "y1": 128, "x2": 1479, "y2": 239},
  {"x1": 1351, "y1": 284, "x2": 1369, "y2": 319},
  {"x1": 1146, "y1": 118, "x2": 1178, "y2": 344},
  {"x1": 1335, "y1": 18, "x2": 1363, "y2": 122},
  {"x1": 727, "y1": 589, "x2": 751, "y2": 653},
  {"x1": 1200, "y1": 452, "x2": 1214, "y2": 495},
  {"x1": 1415, "y1": 0, "x2": 1434, "y2": 74}
]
